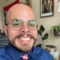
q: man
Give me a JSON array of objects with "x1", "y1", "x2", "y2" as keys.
[{"x1": 0, "y1": 3, "x2": 54, "y2": 60}]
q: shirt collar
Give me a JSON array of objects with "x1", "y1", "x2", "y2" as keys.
[
  {"x1": 5, "y1": 44, "x2": 23, "y2": 60},
  {"x1": 28, "y1": 47, "x2": 35, "y2": 59},
  {"x1": 5, "y1": 44, "x2": 37, "y2": 60}
]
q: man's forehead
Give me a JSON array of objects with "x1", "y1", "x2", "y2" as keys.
[
  {"x1": 6, "y1": 3, "x2": 35, "y2": 23},
  {"x1": 6, "y1": 3, "x2": 32, "y2": 15}
]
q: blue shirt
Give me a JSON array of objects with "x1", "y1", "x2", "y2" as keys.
[{"x1": 0, "y1": 44, "x2": 54, "y2": 60}]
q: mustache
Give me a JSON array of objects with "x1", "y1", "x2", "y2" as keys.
[{"x1": 15, "y1": 33, "x2": 36, "y2": 40}]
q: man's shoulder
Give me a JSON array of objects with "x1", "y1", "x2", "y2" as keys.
[
  {"x1": 33, "y1": 46, "x2": 51, "y2": 55},
  {"x1": 0, "y1": 47, "x2": 6, "y2": 55},
  {"x1": 0, "y1": 46, "x2": 11, "y2": 60},
  {"x1": 33, "y1": 47, "x2": 54, "y2": 60},
  {"x1": 33, "y1": 46, "x2": 46, "y2": 52}
]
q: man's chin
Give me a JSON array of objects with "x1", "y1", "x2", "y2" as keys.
[
  {"x1": 9, "y1": 37, "x2": 36, "y2": 52},
  {"x1": 18, "y1": 44, "x2": 33, "y2": 52},
  {"x1": 15, "y1": 46, "x2": 33, "y2": 52}
]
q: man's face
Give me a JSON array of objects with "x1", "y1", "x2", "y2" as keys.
[{"x1": 4, "y1": 4, "x2": 38, "y2": 52}]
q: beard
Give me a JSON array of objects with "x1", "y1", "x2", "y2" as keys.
[{"x1": 9, "y1": 33, "x2": 37, "y2": 52}]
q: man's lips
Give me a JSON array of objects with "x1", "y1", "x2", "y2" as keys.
[
  {"x1": 15, "y1": 33, "x2": 36, "y2": 43},
  {"x1": 17, "y1": 37, "x2": 31, "y2": 43},
  {"x1": 20, "y1": 37, "x2": 30, "y2": 41}
]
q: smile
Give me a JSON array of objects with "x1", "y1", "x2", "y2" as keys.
[
  {"x1": 18, "y1": 37, "x2": 31, "y2": 43},
  {"x1": 21, "y1": 37, "x2": 30, "y2": 41}
]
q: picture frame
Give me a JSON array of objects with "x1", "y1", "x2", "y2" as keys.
[{"x1": 40, "y1": 0, "x2": 54, "y2": 18}]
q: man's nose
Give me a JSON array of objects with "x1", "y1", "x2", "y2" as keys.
[{"x1": 20, "y1": 23, "x2": 30, "y2": 33}]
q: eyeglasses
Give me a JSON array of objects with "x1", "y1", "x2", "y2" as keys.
[{"x1": 6, "y1": 19, "x2": 38, "y2": 31}]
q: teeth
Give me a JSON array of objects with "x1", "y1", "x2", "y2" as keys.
[{"x1": 21, "y1": 38, "x2": 30, "y2": 41}]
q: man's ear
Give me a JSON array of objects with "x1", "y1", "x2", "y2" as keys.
[{"x1": 3, "y1": 25, "x2": 8, "y2": 36}]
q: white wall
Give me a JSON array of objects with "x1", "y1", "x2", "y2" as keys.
[{"x1": 0, "y1": 0, "x2": 60, "y2": 51}]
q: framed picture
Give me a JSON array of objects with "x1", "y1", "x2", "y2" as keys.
[{"x1": 40, "y1": 0, "x2": 54, "y2": 18}]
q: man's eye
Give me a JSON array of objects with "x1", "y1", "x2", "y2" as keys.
[
  {"x1": 30, "y1": 24, "x2": 35, "y2": 26},
  {"x1": 13, "y1": 23, "x2": 19, "y2": 25},
  {"x1": 12, "y1": 23, "x2": 23, "y2": 26},
  {"x1": 12, "y1": 23, "x2": 19, "y2": 26}
]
